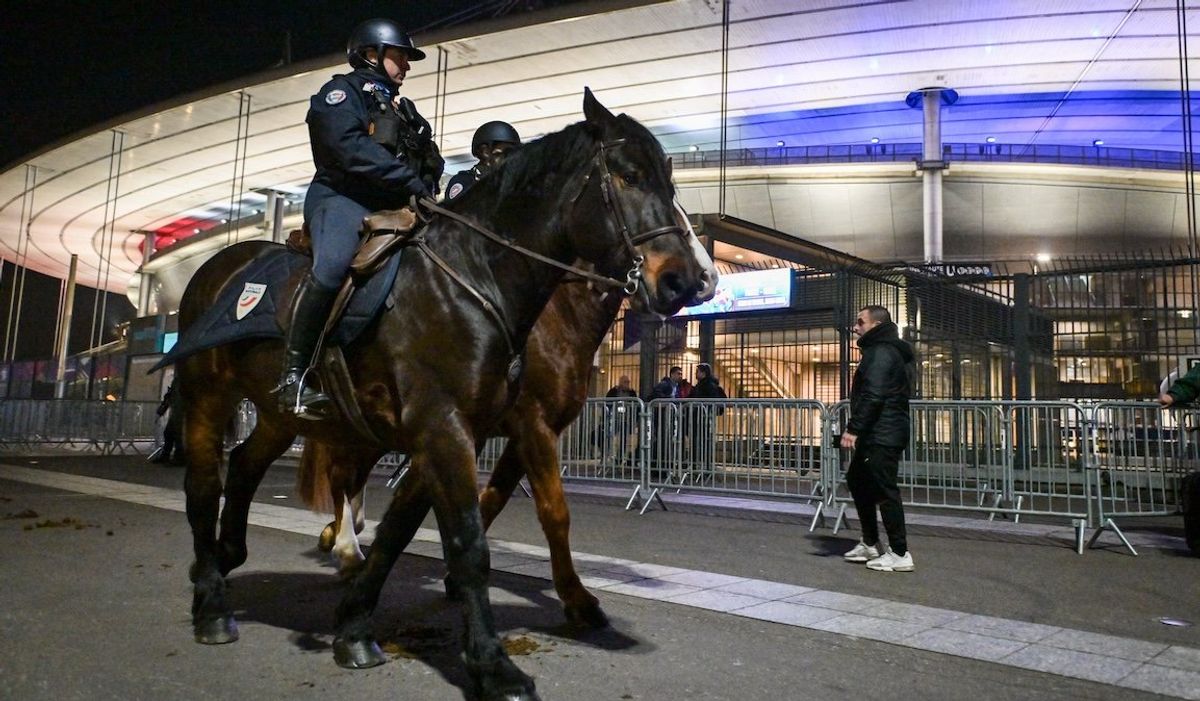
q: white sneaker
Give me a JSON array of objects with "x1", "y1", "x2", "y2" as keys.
[
  {"x1": 866, "y1": 549, "x2": 914, "y2": 572},
  {"x1": 843, "y1": 541, "x2": 881, "y2": 563}
]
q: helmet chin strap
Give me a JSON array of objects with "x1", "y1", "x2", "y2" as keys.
[{"x1": 358, "y1": 48, "x2": 398, "y2": 87}]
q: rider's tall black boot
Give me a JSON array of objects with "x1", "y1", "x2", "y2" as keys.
[{"x1": 275, "y1": 274, "x2": 338, "y2": 419}]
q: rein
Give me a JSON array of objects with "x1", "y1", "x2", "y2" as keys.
[
  {"x1": 417, "y1": 138, "x2": 688, "y2": 296},
  {"x1": 403, "y1": 138, "x2": 690, "y2": 365}
]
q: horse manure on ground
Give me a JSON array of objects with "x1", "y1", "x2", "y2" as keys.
[
  {"x1": 21, "y1": 516, "x2": 97, "y2": 530},
  {"x1": 4, "y1": 509, "x2": 38, "y2": 520},
  {"x1": 379, "y1": 625, "x2": 454, "y2": 659},
  {"x1": 502, "y1": 635, "x2": 543, "y2": 656}
]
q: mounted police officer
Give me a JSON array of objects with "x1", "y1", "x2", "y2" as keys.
[
  {"x1": 276, "y1": 18, "x2": 443, "y2": 419},
  {"x1": 444, "y1": 121, "x2": 521, "y2": 201}
]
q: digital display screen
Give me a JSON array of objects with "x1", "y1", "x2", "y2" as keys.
[
  {"x1": 161, "y1": 331, "x2": 179, "y2": 353},
  {"x1": 675, "y1": 267, "x2": 792, "y2": 317}
]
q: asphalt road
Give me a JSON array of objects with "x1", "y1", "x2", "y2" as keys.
[{"x1": 1, "y1": 454, "x2": 1196, "y2": 700}]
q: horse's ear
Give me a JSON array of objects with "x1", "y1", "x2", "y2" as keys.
[
  {"x1": 583, "y1": 87, "x2": 615, "y2": 126},
  {"x1": 665, "y1": 155, "x2": 673, "y2": 179}
]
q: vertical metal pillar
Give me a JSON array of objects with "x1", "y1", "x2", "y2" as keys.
[
  {"x1": 638, "y1": 316, "x2": 661, "y2": 399},
  {"x1": 907, "y1": 88, "x2": 957, "y2": 264},
  {"x1": 271, "y1": 191, "x2": 286, "y2": 244},
  {"x1": 54, "y1": 255, "x2": 78, "y2": 399},
  {"x1": 137, "y1": 232, "x2": 155, "y2": 316}
]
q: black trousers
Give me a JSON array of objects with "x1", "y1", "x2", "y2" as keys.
[{"x1": 845, "y1": 443, "x2": 908, "y2": 555}]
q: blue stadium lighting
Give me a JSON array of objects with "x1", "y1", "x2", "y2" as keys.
[
  {"x1": 985, "y1": 136, "x2": 996, "y2": 143},
  {"x1": 870, "y1": 137, "x2": 880, "y2": 144},
  {"x1": 654, "y1": 91, "x2": 1191, "y2": 153}
]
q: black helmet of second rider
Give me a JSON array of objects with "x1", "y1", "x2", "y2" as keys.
[
  {"x1": 347, "y1": 18, "x2": 425, "y2": 83},
  {"x1": 471, "y1": 121, "x2": 522, "y2": 172}
]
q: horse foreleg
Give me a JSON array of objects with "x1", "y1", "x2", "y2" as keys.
[
  {"x1": 218, "y1": 416, "x2": 297, "y2": 576},
  {"x1": 332, "y1": 461, "x2": 433, "y2": 670},
  {"x1": 425, "y1": 433, "x2": 539, "y2": 701},
  {"x1": 183, "y1": 392, "x2": 239, "y2": 644},
  {"x1": 515, "y1": 421, "x2": 608, "y2": 628}
]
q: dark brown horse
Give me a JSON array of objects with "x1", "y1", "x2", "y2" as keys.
[
  {"x1": 297, "y1": 206, "x2": 715, "y2": 628},
  {"x1": 176, "y1": 89, "x2": 708, "y2": 701}
]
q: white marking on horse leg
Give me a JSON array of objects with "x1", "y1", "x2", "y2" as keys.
[
  {"x1": 351, "y1": 489, "x2": 365, "y2": 533},
  {"x1": 332, "y1": 497, "x2": 364, "y2": 570}
]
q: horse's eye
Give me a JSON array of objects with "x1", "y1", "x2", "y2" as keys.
[{"x1": 622, "y1": 171, "x2": 640, "y2": 186}]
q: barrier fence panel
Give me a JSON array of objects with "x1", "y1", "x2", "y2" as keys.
[
  {"x1": 1005, "y1": 402, "x2": 1092, "y2": 528},
  {"x1": 0, "y1": 399, "x2": 160, "y2": 453},
  {"x1": 827, "y1": 401, "x2": 1091, "y2": 541},
  {"x1": 557, "y1": 398, "x2": 645, "y2": 484},
  {"x1": 1085, "y1": 402, "x2": 1195, "y2": 554},
  {"x1": 472, "y1": 399, "x2": 646, "y2": 493},
  {"x1": 641, "y1": 399, "x2": 828, "y2": 520},
  {"x1": 902, "y1": 401, "x2": 1007, "y2": 513},
  {"x1": 106, "y1": 401, "x2": 159, "y2": 454}
]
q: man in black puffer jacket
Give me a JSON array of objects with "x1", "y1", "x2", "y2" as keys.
[{"x1": 840, "y1": 305, "x2": 916, "y2": 572}]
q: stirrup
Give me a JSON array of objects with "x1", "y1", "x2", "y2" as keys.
[{"x1": 278, "y1": 368, "x2": 331, "y2": 420}]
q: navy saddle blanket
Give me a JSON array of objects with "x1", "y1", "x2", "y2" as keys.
[{"x1": 150, "y1": 245, "x2": 402, "y2": 372}]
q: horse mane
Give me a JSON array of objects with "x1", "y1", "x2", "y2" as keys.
[
  {"x1": 447, "y1": 120, "x2": 596, "y2": 212},
  {"x1": 446, "y1": 111, "x2": 672, "y2": 219}
]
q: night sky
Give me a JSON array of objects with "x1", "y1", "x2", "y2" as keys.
[{"x1": 0, "y1": 1, "x2": 566, "y2": 360}]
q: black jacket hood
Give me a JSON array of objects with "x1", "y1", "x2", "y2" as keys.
[{"x1": 857, "y1": 321, "x2": 914, "y2": 362}]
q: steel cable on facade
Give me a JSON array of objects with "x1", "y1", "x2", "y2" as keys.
[
  {"x1": 3, "y1": 165, "x2": 36, "y2": 363},
  {"x1": 227, "y1": 91, "x2": 251, "y2": 250},
  {"x1": 88, "y1": 131, "x2": 124, "y2": 355}
]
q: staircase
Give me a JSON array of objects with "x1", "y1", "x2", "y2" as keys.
[{"x1": 713, "y1": 351, "x2": 792, "y2": 398}]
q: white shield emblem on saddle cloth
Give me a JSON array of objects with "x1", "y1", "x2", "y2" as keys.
[{"x1": 235, "y1": 283, "x2": 267, "y2": 320}]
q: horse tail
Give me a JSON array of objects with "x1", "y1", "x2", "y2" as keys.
[{"x1": 296, "y1": 441, "x2": 335, "y2": 514}]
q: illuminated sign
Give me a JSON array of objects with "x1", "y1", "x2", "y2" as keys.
[
  {"x1": 676, "y1": 267, "x2": 792, "y2": 317},
  {"x1": 161, "y1": 332, "x2": 179, "y2": 353}
]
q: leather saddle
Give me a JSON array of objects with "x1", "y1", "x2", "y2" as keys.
[
  {"x1": 285, "y1": 206, "x2": 423, "y2": 443},
  {"x1": 286, "y1": 206, "x2": 420, "y2": 278}
]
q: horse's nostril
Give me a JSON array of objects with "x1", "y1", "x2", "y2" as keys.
[{"x1": 661, "y1": 271, "x2": 687, "y2": 297}]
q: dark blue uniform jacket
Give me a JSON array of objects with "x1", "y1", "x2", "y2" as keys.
[{"x1": 306, "y1": 68, "x2": 428, "y2": 211}]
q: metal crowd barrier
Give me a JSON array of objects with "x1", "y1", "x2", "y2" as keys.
[
  {"x1": 638, "y1": 399, "x2": 829, "y2": 525},
  {"x1": 0, "y1": 399, "x2": 159, "y2": 454},
  {"x1": 825, "y1": 400, "x2": 1093, "y2": 551},
  {"x1": 4, "y1": 396, "x2": 1194, "y2": 558},
  {"x1": 1085, "y1": 402, "x2": 1197, "y2": 555},
  {"x1": 472, "y1": 398, "x2": 646, "y2": 498},
  {"x1": 1005, "y1": 401, "x2": 1093, "y2": 547}
]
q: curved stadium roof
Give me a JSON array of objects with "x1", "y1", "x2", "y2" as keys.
[{"x1": 0, "y1": 0, "x2": 1195, "y2": 292}]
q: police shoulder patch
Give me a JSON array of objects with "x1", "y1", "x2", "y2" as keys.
[
  {"x1": 447, "y1": 183, "x2": 464, "y2": 200},
  {"x1": 236, "y1": 282, "x2": 267, "y2": 320},
  {"x1": 325, "y1": 89, "x2": 347, "y2": 105}
]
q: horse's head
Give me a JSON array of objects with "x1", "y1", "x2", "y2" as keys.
[{"x1": 567, "y1": 88, "x2": 715, "y2": 316}]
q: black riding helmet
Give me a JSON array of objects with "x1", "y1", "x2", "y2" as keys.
[
  {"x1": 471, "y1": 121, "x2": 521, "y2": 158},
  {"x1": 347, "y1": 18, "x2": 426, "y2": 79}
]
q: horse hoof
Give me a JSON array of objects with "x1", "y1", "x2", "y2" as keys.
[
  {"x1": 477, "y1": 676, "x2": 540, "y2": 701},
  {"x1": 194, "y1": 616, "x2": 239, "y2": 644},
  {"x1": 318, "y1": 523, "x2": 335, "y2": 553},
  {"x1": 333, "y1": 637, "x2": 387, "y2": 669},
  {"x1": 471, "y1": 658, "x2": 539, "y2": 701},
  {"x1": 565, "y1": 602, "x2": 609, "y2": 629},
  {"x1": 484, "y1": 691, "x2": 540, "y2": 701}
]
